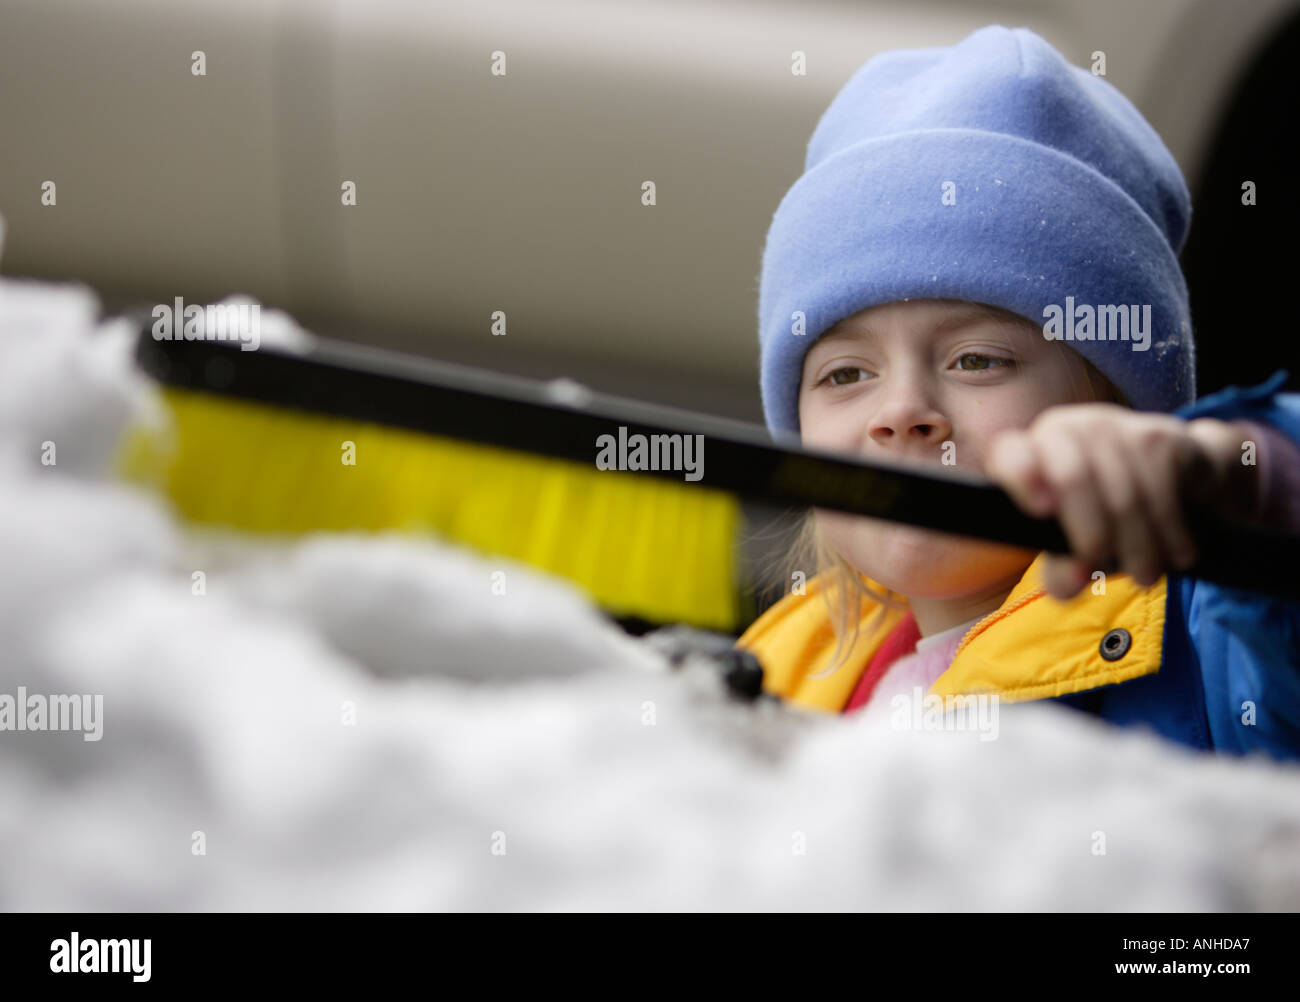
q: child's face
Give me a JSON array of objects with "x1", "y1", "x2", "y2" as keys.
[{"x1": 798, "y1": 298, "x2": 1096, "y2": 601}]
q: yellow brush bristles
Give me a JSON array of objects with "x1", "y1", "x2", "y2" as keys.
[{"x1": 116, "y1": 387, "x2": 746, "y2": 631}]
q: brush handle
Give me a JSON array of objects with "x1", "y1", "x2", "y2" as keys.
[{"x1": 131, "y1": 315, "x2": 1300, "y2": 603}]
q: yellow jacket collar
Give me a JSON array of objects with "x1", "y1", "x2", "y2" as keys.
[{"x1": 735, "y1": 553, "x2": 1167, "y2": 713}]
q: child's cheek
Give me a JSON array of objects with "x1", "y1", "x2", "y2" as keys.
[
  {"x1": 800, "y1": 395, "x2": 863, "y2": 453},
  {"x1": 797, "y1": 400, "x2": 835, "y2": 451}
]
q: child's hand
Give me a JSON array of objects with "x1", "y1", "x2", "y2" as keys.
[{"x1": 984, "y1": 404, "x2": 1259, "y2": 600}]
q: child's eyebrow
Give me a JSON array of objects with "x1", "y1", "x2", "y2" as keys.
[{"x1": 815, "y1": 305, "x2": 1015, "y2": 348}]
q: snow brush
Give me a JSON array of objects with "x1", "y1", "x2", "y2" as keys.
[{"x1": 118, "y1": 313, "x2": 1300, "y2": 634}]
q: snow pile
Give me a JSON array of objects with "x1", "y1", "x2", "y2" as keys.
[{"x1": 1, "y1": 263, "x2": 1299, "y2": 910}]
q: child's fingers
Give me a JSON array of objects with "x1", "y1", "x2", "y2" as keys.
[
  {"x1": 1076, "y1": 426, "x2": 1168, "y2": 585},
  {"x1": 1034, "y1": 422, "x2": 1114, "y2": 572},
  {"x1": 985, "y1": 430, "x2": 1056, "y2": 516},
  {"x1": 988, "y1": 411, "x2": 1218, "y2": 595},
  {"x1": 989, "y1": 421, "x2": 1121, "y2": 596},
  {"x1": 987, "y1": 424, "x2": 1114, "y2": 590},
  {"x1": 1042, "y1": 552, "x2": 1091, "y2": 599},
  {"x1": 1184, "y1": 417, "x2": 1255, "y2": 523},
  {"x1": 1116, "y1": 427, "x2": 1201, "y2": 572}
]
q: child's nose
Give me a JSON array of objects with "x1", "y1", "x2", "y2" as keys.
[{"x1": 866, "y1": 392, "x2": 951, "y2": 452}]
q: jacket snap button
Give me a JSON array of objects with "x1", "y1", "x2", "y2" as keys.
[{"x1": 1099, "y1": 628, "x2": 1131, "y2": 661}]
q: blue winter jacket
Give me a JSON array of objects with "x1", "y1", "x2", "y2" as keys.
[{"x1": 1057, "y1": 369, "x2": 1300, "y2": 760}]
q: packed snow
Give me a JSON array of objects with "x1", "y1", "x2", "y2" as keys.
[{"x1": 2, "y1": 234, "x2": 1298, "y2": 910}]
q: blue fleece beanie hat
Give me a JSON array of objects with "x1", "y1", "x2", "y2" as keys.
[{"x1": 758, "y1": 24, "x2": 1195, "y2": 437}]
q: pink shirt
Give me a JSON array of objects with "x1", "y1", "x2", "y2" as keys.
[{"x1": 860, "y1": 613, "x2": 983, "y2": 715}]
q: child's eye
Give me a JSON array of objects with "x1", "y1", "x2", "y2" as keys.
[
  {"x1": 820, "y1": 367, "x2": 870, "y2": 386},
  {"x1": 954, "y1": 353, "x2": 1014, "y2": 372}
]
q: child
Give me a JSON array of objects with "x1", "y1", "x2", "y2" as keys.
[{"x1": 734, "y1": 25, "x2": 1300, "y2": 761}]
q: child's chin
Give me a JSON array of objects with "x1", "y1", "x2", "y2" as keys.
[{"x1": 828, "y1": 520, "x2": 1036, "y2": 599}]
